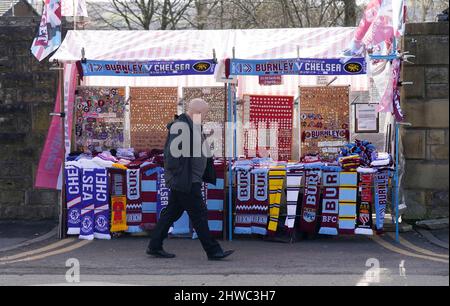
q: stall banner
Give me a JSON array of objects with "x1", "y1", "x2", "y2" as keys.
[
  {"x1": 79, "y1": 168, "x2": 96, "y2": 241},
  {"x1": 35, "y1": 63, "x2": 77, "y2": 190},
  {"x1": 299, "y1": 170, "x2": 322, "y2": 234},
  {"x1": 75, "y1": 87, "x2": 126, "y2": 153},
  {"x1": 80, "y1": 59, "x2": 217, "y2": 77},
  {"x1": 31, "y1": 0, "x2": 62, "y2": 62},
  {"x1": 319, "y1": 169, "x2": 340, "y2": 236},
  {"x1": 243, "y1": 95, "x2": 294, "y2": 161},
  {"x1": 130, "y1": 88, "x2": 178, "y2": 152},
  {"x1": 126, "y1": 168, "x2": 143, "y2": 233},
  {"x1": 94, "y1": 169, "x2": 111, "y2": 240},
  {"x1": 230, "y1": 58, "x2": 367, "y2": 76},
  {"x1": 65, "y1": 164, "x2": 82, "y2": 235},
  {"x1": 299, "y1": 86, "x2": 350, "y2": 160}
]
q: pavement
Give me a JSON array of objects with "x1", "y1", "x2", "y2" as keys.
[
  {"x1": 0, "y1": 221, "x2": 448, "y2": 286},
  {"x1": 0, "y1": 220, "x2": 57, "y2": 251}
]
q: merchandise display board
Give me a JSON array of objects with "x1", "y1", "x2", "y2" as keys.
[
  {"x1": 299, "y1": 86, "x2": 350, "y2": 160},
  {"x1": 243, "y1": 95, "x2": 294, "y2": 161},
  {"x1": 183, "y1": 87, "x2": 226, "y2": 157},
  {"x1": 130, "y1": 87, "x2": 178, "y2": 151},
  {"x1": 75, "y1": 87, "x2": 126, "y2": 153}
]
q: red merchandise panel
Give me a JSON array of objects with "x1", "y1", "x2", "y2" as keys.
[{"x1": 243, "y1": 95, "x2": 294, "y2": 161}]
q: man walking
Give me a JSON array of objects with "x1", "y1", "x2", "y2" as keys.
[{"x1": 147, "y1": 99, "x2": 234, "y2": 261}]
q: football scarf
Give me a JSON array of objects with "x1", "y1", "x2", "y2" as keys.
[
  {"x1": 319, "y1": 166, "x2": 341, "y2": 236},
  {"x1": 375, "y1": 169, "x2": 390, "y2": 234},
  {"x1": 109, "y1": 168, "x2": 128, "y2": 233},
  {"x1": 65, "y1": 164, "x2": 82, "y2": 235},
  {"x1": 338, "y1": 172, "x2": 358, "y2": 235},
  {"x1": 299, "y1": 168, "x2": 322, "y2": 234},
  {"x1": 110, "y1": 196, "x2": 128, "y2": 233},
  {"x1": 140, "y1": 163, "x2": 160, "y2": 231},
  {"x1": 79, "y1": 168, "x2": 95, "y2": 241},
  {"x1": 109, "y1": 168, "x2": 127, "y2": 196},
  {"x1": 251, "y1": 168, "x2": 269, "y2": 236},
  {"x1": 157, "y1": 168, "x2": 170, "y2": 222},
  {"x1": 126, "y1": 168, "x2": 143, "y2": 233},
  {"x1": 234, "y1": 166, "x2": 252, "y2": 235},
  {"x1": 268, "y1": 165, "x2": 286, "y2": 236},
  {"x1": 206, "y1": 160, "x2": 225, "y2": 237},
  {"x1": 355, "y1": 168, "x2": 376, "y2": 236},
  {"x1": 285, "y1": 165, "x2": 303, "y2": 232},
  {"x1": 94, "y1": 169, "x2": 111, "y2": 240}
]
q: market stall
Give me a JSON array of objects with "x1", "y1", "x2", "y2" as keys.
[{"x1": 41, "y1": 9, "x2": 407, "y2": 242}]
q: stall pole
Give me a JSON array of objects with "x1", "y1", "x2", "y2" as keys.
[
  {"x1": 392, "y1": 122, "x2": 400, "y2": 242},
  {"x1": 58, "y1": 63, "x2": 66, "y2": 239},
  {"x1": 227, "y1": 82, "x2": 234, "y2": 242}
]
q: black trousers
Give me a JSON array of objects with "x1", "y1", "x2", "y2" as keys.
[{"x1": 149, "y1": 183, "x2": 223, "y2": 256}]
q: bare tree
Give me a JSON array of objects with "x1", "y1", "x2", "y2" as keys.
[
  {"x1": 158, "y1": 0, "x2": 193, "y2": 30},
  {"x1": 343, "y1": 0, "x2": 357, "y2": 26}
]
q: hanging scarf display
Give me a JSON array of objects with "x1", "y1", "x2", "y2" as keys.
[
  {"x1": 338, "y1": 172, "x2": 358, "y2": 235},
  {"x1": 93, "y1": 168, "x2": 111, "y2": 240},
  {"x1": 65, "y1": 163, "x2": 82, "y2": 235},
  {"x1": 318, "y1": 166, "x2": 341, "y2": 236},
  {"x1": 157, "y1": 168, "x2": 170, "y2": 221},
  {"x1": 267, "y1": 165, "x2": 286, "y2": 236},
  {"x1": 355, "y1": 168, "x2": 376, "y2": 236},
  {"x1": 109, "y1": 167, "x2": 128, "y2": 232},
  {"x1": 375, "y1": 169, "x2": 390, "y2": 234},
  {"x1": 80, "y1": 168, "x2": 96, "y2": 241},
  {"x1": 299, "y1": 167, "x2": 322, "y2": 234},
  {"x1": 126, "y1": 168, "x2": 143, "y2": 233},
  {"x1": 140, "y1": 163, "x2": 160, "y2": 231},
  {"x1": 206, "y1": 160, "x2": 225, "y2": 237},
  {"x1": 251, "y1": 168, "x2": 269, "y2": 236},
  {"x1": 234, "y1": 166, "x2": 253, "y2": 235},
  {"x1": 285, "y1": 164, "x2": 303, "y2": 232},
  {"x1": 111, "y1": 196, "x2": 128, "y2": 233}
]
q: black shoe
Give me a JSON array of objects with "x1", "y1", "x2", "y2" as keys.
[
  {"x1": 208, "y1": 250, "x2": 235, "y2": 261},
  {"x1": 146, "y1": 248, "x2": 176, "y2": 259}
]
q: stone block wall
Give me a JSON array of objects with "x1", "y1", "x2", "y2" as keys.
[
  {"x1": 0, "y1": 17, "x2": 59, "y2": 220},
  {"x1": 402, "y1": 22, "x2": 449, "y2": 220}
]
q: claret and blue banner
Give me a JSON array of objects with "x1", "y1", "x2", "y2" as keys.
[
  {"x1": 229, "y1": 57, "x2": 367, "y2": 76},
  {"x1": 79, "y1": 59, "x2": 217, "y2": 77}
]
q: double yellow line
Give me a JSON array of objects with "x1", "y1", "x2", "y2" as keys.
[
  {"x1": 371, "y1": 234, "x2": 449, "y2": 264},
  {"x1": 0, "y1": 238, "x2": 92, "y2": 265}
]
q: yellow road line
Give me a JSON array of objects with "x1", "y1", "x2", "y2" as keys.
[
  {"x1": 1, "y1": 240, "x2": 92, "y2": 265},
  {"x1": 0, "y1": 238, "x2": 76, "y2": 262},
  {"x1": 371, "y1": 236, "x2": 449, "y2": 264},
  {"x1": 387, "y1": 233, "x2": 449, "y2": 259}
]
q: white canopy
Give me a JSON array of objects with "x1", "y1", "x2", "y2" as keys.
[{"x1": 51, "y1": 28, "x2": 368, "y2": 96}]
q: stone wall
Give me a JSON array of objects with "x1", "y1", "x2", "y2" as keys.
[
  {"x1": 402, "y1": 22, "x2": 449, "y2": 220},
  {"x1": 0, "y1": 17, "x2": 59, "y2": 220}
]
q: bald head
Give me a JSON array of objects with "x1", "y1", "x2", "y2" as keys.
[{"x1": 187, "y1": 98, "x2": 209, "y2": 123}]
